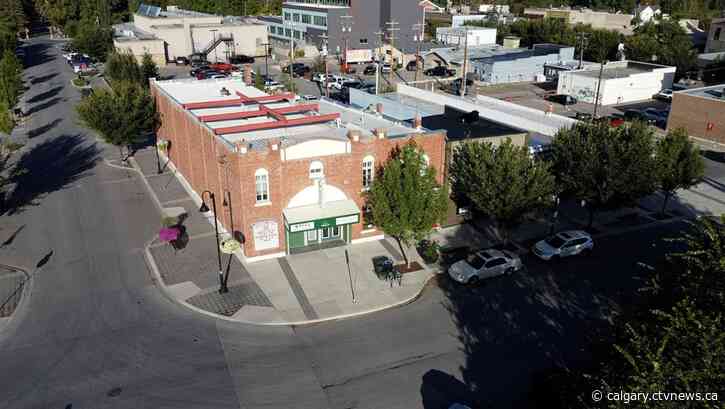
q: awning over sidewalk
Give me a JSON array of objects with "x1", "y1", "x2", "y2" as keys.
[{"x1": 283, "y1": 200, "x2": 361, "y2": 233}]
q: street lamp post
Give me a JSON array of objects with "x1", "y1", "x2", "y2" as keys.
[
  {"x1": 199, "y1": 191, "x2": 227, "y2": 293},
  {"x1": 222, "y1": 191, "x2": 235, "y2": 237}
]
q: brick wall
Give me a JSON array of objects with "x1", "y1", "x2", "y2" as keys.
[
  {"x1": 667, "y1": 93, "x2": 725, "y2": 144},
  {"x1": 152, "y1": 82, "x2": 447, "y2": 258}
]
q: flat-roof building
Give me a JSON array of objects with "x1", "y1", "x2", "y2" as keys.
[
  {"x1": 151, "y1": 78, "x2": 446, "y2": 260},
  {"x1": 667, "y1": 84, "x2": 725, "y2": 145},
  {"x1": 557, "y1": 60, "x2": 676, "y2": 105},
  {"x1": 113, "y1": 4, "x2": 268, "y2": 65}
]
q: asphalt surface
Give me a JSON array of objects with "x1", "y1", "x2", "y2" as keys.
[{"x1": 0, "y1": 36, "x2": 699, "y2": 409}]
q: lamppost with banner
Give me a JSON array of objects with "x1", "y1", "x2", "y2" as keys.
[{"x1": 199, "y1": 191, "x2": 227, "y2": 293}]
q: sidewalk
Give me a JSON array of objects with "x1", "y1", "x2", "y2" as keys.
[{"x1": 131, "y1": 148, "x2": 434, "y2": 325}]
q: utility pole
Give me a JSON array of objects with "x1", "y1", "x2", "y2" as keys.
[
  {"x1": 261, "y1": 42, "x2": 270, "y2": 78},
  {"x1": 592, "y1": 60, "x2": 608, "y2": 118},
  {"x1": 461, "y1": 27, "x2": 469, "y2": 97},
  {"x1": 374, "y1": 30, "x2": 385, "y2": 94},
  {"x1": 413, "y1": 23, "x2": 423, "y2": 82},
  {"x1": 320, "y1": 33, "x2": 330, "y2": 98},
  {"x1": 287, "y1": 22, "x2": 297, "y2": 94},
  {"x1": 340, "y1": 15, "x2": 353, "y2": 74},
  {"x1": 576, "y1": 32, "x2": 589, "y2": 69},
  {"x1": 386, "y1": 19, "x2": 399, "y2": 80}
]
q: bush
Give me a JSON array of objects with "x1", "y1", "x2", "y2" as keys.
[
  {"x1": 417, "y1": 239, "x2": 440, "y2": 263},
  {"x1": 72, "y1": 77, "x2": 89, "y2": 87},
  {"x1": 161, "y1": 216, "x2": 178, "y2": 227}
]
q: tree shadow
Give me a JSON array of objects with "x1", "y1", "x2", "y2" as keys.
[
  {"x1": 26, "y1": 97, "x2": 62, "y2": 116},
  {"x1": 3, "y1": 134, "x2": 99, "y2": 215},
  {"x1": 421, "y1": 369, "x2": 478, "y2": 409},
  {"x1": 1, "y1": 225, "x2": 25, "y2": 246},
  {"x1": 22, "y1": 42, "x2": 55, "y2": 69},
  {"x1": 30, "y1": 73, "x2": 59, "y2": 85},
  {"x1": 36, "y1": 250, "x2": 53, "y2": 268},
  {"x1": 26, "y1": 86, "x2": 64, "y2": 104},
  {"x1": 27, "y1": 118, "x2": 62, "y2": 139}
]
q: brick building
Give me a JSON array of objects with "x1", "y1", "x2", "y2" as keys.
[
  {"x1": 151, "y1": 78, "x2": 446, "y2": 261},
  {"x1": 667, "y1": 85, "x2": 725, "y2": 145}
]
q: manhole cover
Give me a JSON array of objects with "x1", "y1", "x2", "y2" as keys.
[{"x1": 107, "y1": 387, "x2": 122, "y2": 397}]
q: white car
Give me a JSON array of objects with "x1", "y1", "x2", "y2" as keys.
[
  {"x1": 300, "y1": 94, "x2": 318, "y2": 101},
  {"x1": 327, "y1": 76, "x2": 351, "y2": 90},
  {"x1": 381, "y1": 63, "x2": 392, "y2": 73},
  {"x1": 312, "y1": 73, "x2": 334, "y2": 83},
  {"x1": 655, "y1": 88, "x2": 673, "y2": 101},
  {"x1": 533, "y1": 230, "x2": 594, "y2": 261},
  {"x1": 448, "y1": 249, "x2": 522, "y2": 284}
]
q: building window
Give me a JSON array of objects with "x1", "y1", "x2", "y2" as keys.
[
  {"x1": 301, "y1": 14, "x2": 311, "y2": 24},
  {"x1": 309, "y1": 160, "x2": 324, "y2": 179},
  {"x1": 314, "y1": 15, "x2": 327, "y2": 27},
  {"x1": 362, "y1": 155, "x2": 374, "y2": 189},
  {"x1": 255, "y1": 168, "x2": 269, "y2": 203},
  {"x1": 284, "y1": 12, "x2": 291, "y2": 21},
  {"x1": 715, "y1": 27, "x2": 722, "y2": 41},
  {"x1": 293, "y1": 30, "x2": 301, "y2": 40},
  {"x1": 359, "y1": 38, "x2": 368, "y2": 45},
  {"x1": 285, "y1": 28, "x2": 291, "y2": 37},
  {"x1": 293, "y1": 13, "x2": 300, "y2": 22}
]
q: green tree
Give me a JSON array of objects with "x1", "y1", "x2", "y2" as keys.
[
  {"x1": 141, "y1": 52, "x2": 159, "y2": 84},
  {"x1": 105, "y1": 51, "x2": 143, "y2": 86},
  {"x1": 0, "y1": 102, "x2": 15, "y2": 135},
  {"x1": 254, "y1": 67, "x2": 264, "y2": 91},
  {"x1": 71, "y1": 20, "x2": 113, "y2": 61},
  {"x1": 366, "y1": 143, "x2": 447, "y2": 266},
  {"x1": 0, "y1": 50, "x2": 23, "y2": 110},
  {"x1": 450, "y1": 139, "x2": 556, "y2": 244},
  {"x1": 76, "y1": 81, "x2": 158, "y2": 160},
  {"x1": 654, "y1": 129, "x2": 705, "y2": 215},
  {"x1": 552, "y1": 122, "x2": 657, "y2": 228},
  {"x1": 626, "y1": 20, "x2": 697, "y2": 79}
]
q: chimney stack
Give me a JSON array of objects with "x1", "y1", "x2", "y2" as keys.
[
  {"x1": 243, "y1": 64, "x2": 253, "y2": 85},
  {"x1": 374, "y1": 128, "x2": 386, "y2": 139},
  {"x1": 347, "y1": 129, "x2": 361, "y2": 142},
  {"x1": 376, "y1": 103, "x2": 384, "y2": 115},
  {"x1": 414, "y1": 115, "x2": 423, "y2": 130}
]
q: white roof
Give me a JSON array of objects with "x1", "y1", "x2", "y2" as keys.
[{"x1": 284, "y1": 200, "x2": 360, "y2": 225}]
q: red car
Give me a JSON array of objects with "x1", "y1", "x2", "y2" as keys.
[{"x1": 210, "y1": 62, "x2": 237, "y2": 73}]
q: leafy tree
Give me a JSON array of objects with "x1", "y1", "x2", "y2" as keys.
[
  {"x1": 0, "y1": 102, "x2": 15, "y2": 135},
  {"x1": 76, "y1": 81, "x2": 158, "y2": 160},
  {"x1": 626, "y1": 20, "x2": 697, "y2": 79},
  {"x1": 141, "y1": 52, "x2": 159, "y2": 83},
  {"x1": 552, "y1": 122, "x2": 657, "y2": 228},
  {"x1": 0, "y1": 50, "x2": 23, "y2": 110},
  {"x1": 71, "y1": 20, "x2": 113, "y2": 61},
  {"x1": 366, "y1": 143, "x2": 447, "y2": 266},
  {"x1": 450, "y1": 139, "x2": 556, "y2": 244},
  {"x1": 254, "y1": 67, "x2": 264, "y2": 91},
  {"x1": 105, "y1": 51, "x2": 143, "y2": 86},
  {"x1": 654, "y1": 129, "x2": 705, "y2": 215}
]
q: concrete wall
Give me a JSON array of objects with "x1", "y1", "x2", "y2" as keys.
[
  {"x1": 667, "y1": 92, "x2": 725, "y2": 144},
  {"x1": 557, "y1": 64, "x2": 675, "y2": 105},
  {"x1": 436, "y1": 28, "x2": 496, "y2": 47},
  {"x1": 113, "y1": 39, "x2": 167, "y2": 65},
  {"x1": 152, "y1": 81, "x2": 447, "y2": 258},
  {"x1": 190, "y1": 24, "x2": 268, "y2": 60},
  {"x1": 133, "y1": 13, "x2": 220, "y2": 33},
  {"x1": 473, "y1": 47, "x2": 574, "y2": 84}
]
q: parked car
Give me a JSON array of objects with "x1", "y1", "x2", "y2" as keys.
[
  {"x1": 299, "y1": 94, "x2": 319, "y2": 101},
  {"x1": 327, "y1": 76, "x2": 351, "y2": 90},
  {"x1": 623, "y1": 109, "x2": 655, "y2": 124},
  {"x1": 283, "y1": 62, "x2": 310, "y2": 76},
  {"x1": 448, "y1": 249, "x2": 522, "y2": 284},
  {"x1": 196, "y1": 70, "x2": 223, "y2": 80},
  {"x1": 175, "y1": 56, "x2": 189, "y2": 65},
  {"x1": 363, "y1": 65, "x2": 377, "y2": 75},
  {"x1": 406, "y1": 60, "x2": 419, "y2": 71},
  {"x1": 533, "y1": 230, "x2": 594, "y2": 261},
  {"x1": 574, "y1": 112, "x2": 593, "y2": 121},
  {"x1": 229, "y1": 54, "x2": 254, "y2": 64},
  {"x1": 263, "y1": 79, "x2": 284, "y2": 91},
  {"x1": 190, "y1": 65, "x2": 211, "y2": 77},
  {"x1": 425, "y1": 65, "x2": 455, "y2": 77},
  {"x1": 643, "y1": 107, "x2": 668, "y2": 127},
  {"x1": 210, "y1": 62, "x2": 237, "y2": 73},
  {"x1": 548, "y1": 94, "x2": 577, "y2": 105},
  {"x1": 608, "y1": 113, "x2": 626, "y2": 127},
  {"x1": 655, "y1": 88, "x2": 673, "y2": 102}
]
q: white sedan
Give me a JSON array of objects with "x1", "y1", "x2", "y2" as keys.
[{"x1": 448, "y1": 249, "x2": 522, "y2": 284}]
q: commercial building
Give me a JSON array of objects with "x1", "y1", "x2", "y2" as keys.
[
  {"x1": 667, "y1": 85, "x2": 725, "y2": 145},
  {"x1": 423, "y1": 43, "x2": 576, "y2": 84},
  {"x1": 113, "y1": 4, "x2": 268, "y2": 65},
  {"x1": 261, "y1": 0, "x2": 424, "y2": 57},
  {"x1": 451, "y1": 15, "x2": 491, "y2": 27},
  {"x1": 557, "y1": 61, "x2": 676, "y2": 105},
  {"x1": 523, "y1": 7, "x2": 635, "y2": 34},
  {"x1": 705, "y1": 17, "x2": 725, "y2": 53},
  {"x1": 151, "y1": 78, "x2": 445, "y2": 260},
  {"x1": 435, "y1": 27, "x2": 496, "y2": 47},
  {"x1": 479, "y1": 4, "x2": 510, "y2": 14}
]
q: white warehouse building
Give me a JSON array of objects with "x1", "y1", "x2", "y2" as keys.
[
  {"x1": 557, "y1": 61, "x2": 676, "y2": 105},
  {"x1": 436, "y1": 27, "x2": 497, "y2": 47}
]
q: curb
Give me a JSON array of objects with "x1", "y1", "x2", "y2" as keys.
[
  {"x1": 142, "y1": 237, "x2": 434, "y2": 327},
  {"x1": 115, "y1": 153, "x2": 434, "y2": 327}
]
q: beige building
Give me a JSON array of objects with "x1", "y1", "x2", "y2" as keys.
[
  {"x1": 524, "y1": 7, "x2": 634, "y2": 34},
  {"x1": 113, "y1": 5, "x2": 269, "y2": 65},
  {"x1": 705, "y1": 17, "x2": 725, "y2": 53}
]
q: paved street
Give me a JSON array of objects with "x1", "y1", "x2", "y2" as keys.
[{"x1": 0, "y1": 35, "x2": 722, "y2": 409}]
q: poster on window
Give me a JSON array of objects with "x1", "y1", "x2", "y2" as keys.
[{"x1": 252, "y1": 220, "x2": 279, "y2": 251}]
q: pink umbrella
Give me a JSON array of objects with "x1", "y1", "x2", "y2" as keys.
[{"x1": 159, "y1": 227, "x2": 180, "y2": 242}]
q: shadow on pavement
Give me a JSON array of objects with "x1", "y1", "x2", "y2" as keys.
[
  {"x1": 421, "y1": 369, "x2": 479, "y2": 409},
  {"x1": 27, "y1": 118, "x2": 62, "y2": 139},
  {"x1": 30, "y1": 73, "x2": 59, "y2": 85},
  {"x1": 3, "y1": 134, "x2": 99, "y2": 215},
  {"x1": 26, "y1": 86, "x2": 63, "y2": 104},
  {"x1": 21, "y1": 42, "x2": 55, "y2": 69},
  {"x1": 26, "y1": 97, "x2": 62, "y2": 116}
]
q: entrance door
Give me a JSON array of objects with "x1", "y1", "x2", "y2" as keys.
[{"x1": 321, "y1": 226, "x2": 340, "y2": 241}]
